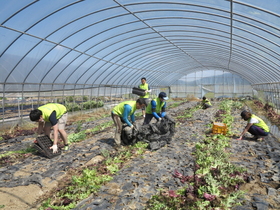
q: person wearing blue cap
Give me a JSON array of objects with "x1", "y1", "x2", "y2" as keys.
[{"x1": 143, "y1": 92, "x2": 168, "y2": 125}]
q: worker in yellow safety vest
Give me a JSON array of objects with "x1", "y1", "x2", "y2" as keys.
[
  {"x1": 111, "y1": 98, "x2": 146, "y2": 146},
  {"x1": 201, "y1": 96, "x2": 212, "y2": 109},
  {"x1": 138, "y1": 77, "x2": 151, "y2": 117},
  {"x1": 29, "y1": 103, "x2": 69, "y2": 153},
  {"x1": 237, "y1": 110, "x2": 270, "y2": 141},
  {"x1": 143, "y1": 92, "x2": 168, "y2": 125}
]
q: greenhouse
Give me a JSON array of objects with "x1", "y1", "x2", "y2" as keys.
[
  {"x1": 0, "y1": 0, "x2": 279, "y2": 121},
  {"x1": 0, "y1": 0, "x2": 279, "y2": 209}
]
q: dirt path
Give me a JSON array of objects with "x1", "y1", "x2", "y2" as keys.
[{"x1": 0, "y1": 101, "x2": 279, "y2": 210}]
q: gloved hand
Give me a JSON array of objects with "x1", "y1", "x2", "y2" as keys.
[
  {"x1": 50, "y1": 144, "x2": 58, "y2": 153},
  {"x1": 130, "y1": 124, "x2": 138, "y2": 132},
  {"x1": 158, "y1": 118, "x2": 162, "y2": 121}
]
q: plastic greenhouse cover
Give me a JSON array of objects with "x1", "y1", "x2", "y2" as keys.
[{"x1": 0, "y1": 0, "x2": 279, "y2": 93}]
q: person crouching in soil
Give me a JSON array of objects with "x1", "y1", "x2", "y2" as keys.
[
  {"x1": 111, "y1": 98, "x2": 146, "y2": 146},
  {"x1": 201, "y1": 96, "x2": 212, "y2": 109},
  {"x1": 236, "y1": 110, "x2": 269, "y2": 141}
]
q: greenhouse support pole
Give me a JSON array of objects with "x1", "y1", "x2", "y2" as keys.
[
  {"x1": 2, "y1": 85, "x2": 5, "y2": 123},
  {"x1": 1, "y1": 96, "x2": 4, "y2": 123},
  {"x1": 21, "y1": 85, "x2": 24, "y2": 122},
  {"x1": 18, "y1": 98, "x2": 20, "y2": 118},
  {"x1": 109, "y1": 86, "x2": 112, "y2": 106}
]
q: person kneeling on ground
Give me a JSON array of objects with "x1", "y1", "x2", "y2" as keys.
[
  {"x1": 111, "y1": 98, "x2": 146, "y2": 146},
  {"x1": 236, "y1": 110, "x2": 270, "y2": 141},
  {"x1": 143, "y1": 92, "x2": 168, "y2": 125},
  {"x1": 201, "y1": 96, "x2": 212, "y2": 109},
  {"x1": 29, "y1": 103, "x2": 69, "y2": 153}
]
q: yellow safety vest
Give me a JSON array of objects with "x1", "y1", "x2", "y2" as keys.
[
  {"x1": 249, "y1": 114, "x2": 269, "y2": 132},
  {"x1": 38, "y1": 103, "x2": 67, "y2": 122},
  {"x1": 146, "y1": 98, "x2": 165, "y2": 114},
  {"x1": 112, "y1": 101, "x2": 136, "y2": 117},
  {"x1": 139, "y1": 83, "x2": 150, "y2": 98}
]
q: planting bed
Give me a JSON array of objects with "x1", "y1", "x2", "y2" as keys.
[{"x1": 0, "y1": 100, "x2": 279, "y2": 210}]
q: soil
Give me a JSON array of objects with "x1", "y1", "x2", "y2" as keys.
[{"x1": 0, "y1": 100, "x2": 279, "y2": 210}]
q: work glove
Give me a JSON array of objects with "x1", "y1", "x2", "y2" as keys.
[
  {"x1": 158, "y1": 118, "x2": 162, "y2": 122},
  {"x1": 131, "y1": 124, "x2": 138, "y2": 132},
  {"x1": 50, "y1": 144, "x2": 58, "y2": 153}
]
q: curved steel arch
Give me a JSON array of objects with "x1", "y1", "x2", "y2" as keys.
[{"x1": 0, "y1": 0, "x2": 279, "y2": 93}]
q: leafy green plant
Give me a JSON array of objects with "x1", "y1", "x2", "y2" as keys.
[
  {"x1": 176, "y1": 105, "x2": 201, "y2": 120},
  {"x1": 40, "y1": 167, "x2": 113, "y2": 210},
  {"x1": 167, "y1": 101, "x2": 185, "y2": 109},
  {"x1": 107, "y1": 164, "x2": 119, "y2": 174},
  {"x1": 0, "y1": 146, "x2": 36, "y2": 159},
  {"x1": 68, "y1": 131, "x2": 86, "y2": 143},
  {"x1": 100, "y1": 149, "x2": 110, "y2": 158},
  {"x1": 87, "y1": 121, "x2": 114, "y2": 133},
  {"x1": 133, "y1": 141, "x2": 148, "y2": 154},
  {"x1": 146, "y1": 133, "x2": 247, "y2": 210},
  {"x1": 74, "y1": 121, "x2": 83, "y2": 132},
  {"x1": 39, "y1": 136, "x2": 150, "y2": 209}
]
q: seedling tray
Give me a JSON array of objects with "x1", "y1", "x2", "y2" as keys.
[
  {"x1": 34, "y1": 135, "x2": 61, "y2": 158},
  {"x1": 132, "y1": 87, "x2": 146, "y2": 96}
]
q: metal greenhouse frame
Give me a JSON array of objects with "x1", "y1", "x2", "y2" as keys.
[{"x1": 0, "y1": 0, "x2": 279, "y2": 123}]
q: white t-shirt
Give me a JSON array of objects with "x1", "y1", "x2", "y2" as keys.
[{"x1": 249, "y1": 117, "x2": 259, "y2": 124}]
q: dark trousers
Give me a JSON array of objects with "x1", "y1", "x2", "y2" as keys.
[
  {"x1": 202, "y1": 104, "x2": 212, "y2": 109},
  {"x1": 143, "y1": 114, "x2": 158, "y2": 125},
  {"x1": 248, "y1": 125, "x2": 269, "y2": 136}
]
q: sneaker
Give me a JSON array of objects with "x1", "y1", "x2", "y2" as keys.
[
  {"x1": 64, "y1": 145, "x2": 69, "y2": 151},
  {"x1": 257, "y1": 137, "x2": 264, "y2": 142},
  {"x1": 252, "y1": 136, "x2": 259, "y2": 140}
]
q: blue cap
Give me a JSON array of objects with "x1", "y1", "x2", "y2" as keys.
[{"x1": 159, "y1": 92, "x2": 168, "y2": 100}]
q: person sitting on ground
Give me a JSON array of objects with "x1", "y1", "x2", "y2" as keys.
[
  {"x1": 111, "y1": 98, "x2": 146, "y2": 146},
  {"x1": 201, "y1": 96, "x2": 212, "y2": 109},
  {"x1": 138, "y1": 77, "x2": 151, "y2": 118},
  {"x1": 143, "y1": 92, "x2": 168, "y2": 125},
  {"x1": 236, "y1": 110, "x2": 270, "y2": 141},
  {"x1": 29, "y1": 103, "x2": 69, "y2": 153}
]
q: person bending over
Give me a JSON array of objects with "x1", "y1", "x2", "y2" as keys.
[
  {"x1": 111, "y1": 98, "x2": 146, "y2": 146},
  {"x1": 143, "y1": 92, "x2": 168, "y2": 125},
  {"x1": 30, "y1": 103, "x2": 69, "y2": 153}
]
